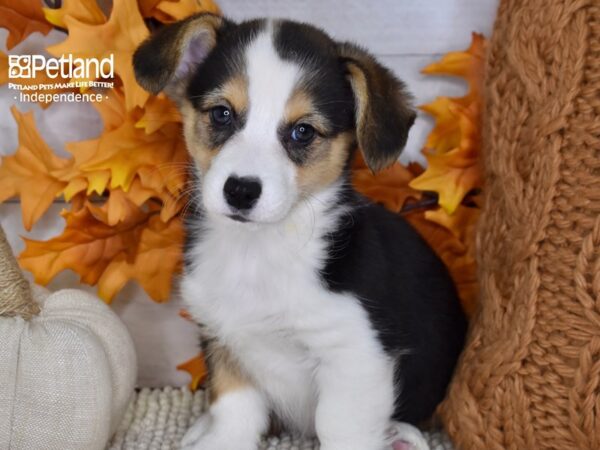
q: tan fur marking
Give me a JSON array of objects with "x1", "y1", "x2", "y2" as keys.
[
  {"x1": 181, "y1": 100, "x2": 219, "y2": 172},
  {"x1": 205, "y1": 343, "x2": 251, "y2": 404},
  {"x1": 345, "y1": 62, "x2": 371, "y2": 142},
  {"x1": 297, "y1": 131, "x2": 355, "y2": 195},
  {"x1": 284, "y1": 90, "x2": 330, "y2": 133},
  {"x1": 285, "y1": 90, "x2": 313, "y2": 123},
  {"x1": 202, "y1": 75, "x2": 248, "y2": 113}
]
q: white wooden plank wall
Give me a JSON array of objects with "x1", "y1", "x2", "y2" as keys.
[{"x1": 0, "y1": 0, "x2": 498, "y2": 386}]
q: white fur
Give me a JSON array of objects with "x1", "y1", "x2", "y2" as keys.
[
  {"x1": 181, "y1": 388, "x2": 268, "y2": 450},
  {"x1": 202, "y1": 26, "x2": 301, "y2": 223},
  {"x1": 182, "y1": 24, "x2": 427, "y2": 450},
  {"x1": 184, "y1": 182, "x2": 396, "y2": 450}
]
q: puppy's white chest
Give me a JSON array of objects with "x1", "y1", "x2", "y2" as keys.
[{"x1": 182, "y1": 220, "x2": 330, "y2": 430}]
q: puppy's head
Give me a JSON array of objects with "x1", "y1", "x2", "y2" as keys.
[{"x1": 134, "y1": 14, "x2": 415, "y2": 224}]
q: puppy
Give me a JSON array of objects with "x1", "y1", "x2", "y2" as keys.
[{"x1": 133, "y1": 13, "x2": 466, "y2": 450}]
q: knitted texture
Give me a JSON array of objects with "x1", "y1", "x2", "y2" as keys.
[
  {"x1": 109, "y1": 387, "x2": 455, "y2": 450},
  {"x1": 440, "y1": 1, "x2": 600, "y2": 449}
]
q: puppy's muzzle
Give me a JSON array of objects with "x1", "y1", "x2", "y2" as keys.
[{"x1": 224, "y1": 175, "x2": 262, "y2": 213}]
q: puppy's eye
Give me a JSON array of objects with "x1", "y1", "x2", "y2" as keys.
[
  {"x1": 210, "y1": 106, "x2": 233, "y2": 126},
  {"x1": 290, "y1": 123, "x2": 315, "y2": 144}
]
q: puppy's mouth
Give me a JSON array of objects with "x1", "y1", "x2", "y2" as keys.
[{"x1": 227, "y1": 213, "x2": 251, "y2": 223}]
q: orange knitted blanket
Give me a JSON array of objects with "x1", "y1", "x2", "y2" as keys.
[{"x1": 440, "y1": 1, "x2": 600, "y2": 449}]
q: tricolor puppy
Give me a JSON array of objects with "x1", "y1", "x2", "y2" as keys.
[{"x1": 134, "y1": 13, "x2": 466, "y2": 450}]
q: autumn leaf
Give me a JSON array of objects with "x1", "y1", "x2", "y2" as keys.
[
  {"x1": 47, "y1": 0, "x2": 150, "y2": 111},
  {"x1": 20, "y1": 201, "x2": 184, "y2": 302},
  {"x1": 95, "y1": 212, "x2": 184, "y2": 301},
  {"x1": 104, "y1": 183, "x2": 154, "y2": 226},
  {"x1": 0, "y1": 51, "x2": 8, "y2": 84},
  {"x1": 0, "y1": 0, "x2": 52, "y2": 50},
  {"x1": 353, "y1": 152, "x2": 423, "y2": 213},
  {"x1": 422, "y1": 32, "x2": 486, "y2": 95},
  {"x1": 43, "y1": 0, "x2": 106, "y2": 28},
  {"x1": 95, "y1": 86, "x2": 128, "y2": 132},
  {"x1": 410, "y1": 102, "x2": 481, "y2": 214},
  {"x1": 54, "y1": 87, "x2": 189, "y2": 220},
  {"x1": 410, "y1": 33, "x2": 486, "y2": 214},
  {"x1": 80, "y1": 120, "x2": 188, "y2": 194},
  {"x1": 176, "y1": 309, "x2": 208, "y2": 391},
  {"x1": 68, "y1": 87, "x2": 188, "y2": 198},
  {"x1": 20, "y1": 202, "x2": 146, "y2": 287},
  {"x1": 425, "y1": 203, "x2": 479, "y2": 242},
  {"x1": 139, "y1": 0, "x2": 220, "y2": 23},
  {"x1": 135, "y1": 94, "x2": 182, "y2": 134},
  {"x1": 420, "y1": 96, "x2": 469, "y2": 155},
  {"x1": 0, "y1": 107, "x2": 70, "y2": 231},
  {"x1": 177, "y1": 353, "x2": 208, "y2": 391}
]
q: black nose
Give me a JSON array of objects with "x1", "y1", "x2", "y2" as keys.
[{"x1": 223, "y1": 176, "x2": 262, "y2": 211}]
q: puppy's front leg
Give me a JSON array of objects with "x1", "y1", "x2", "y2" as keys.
[
  {"x1": 181, "y1": 344, "x2": 268, "y2": 450},
  {"x1": 305, "y1": 298, "x2": 397, "y2": 450}
]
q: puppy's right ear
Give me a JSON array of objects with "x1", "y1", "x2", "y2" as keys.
[{"x1": 133, "y1": 13, "x2": 228, "y2": 96}]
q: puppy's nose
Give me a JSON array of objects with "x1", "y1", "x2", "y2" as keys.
[{"x1": 223, "y1": 176, "x2": 262, "y2": 211}]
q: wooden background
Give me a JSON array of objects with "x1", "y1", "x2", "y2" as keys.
[{"x1": 0, "y1": 0, "x2": 498, "y2": 387}]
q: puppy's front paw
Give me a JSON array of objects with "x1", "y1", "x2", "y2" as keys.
[
  {"x1": 181, "y1": 413, "x2": 212, "y2": 448},
  {"x1": 180, "y1": 413, "x2": 258, "y2": 450},
  {"x1": 387, "y1": 422, "x2": 429, "y2": 450}
]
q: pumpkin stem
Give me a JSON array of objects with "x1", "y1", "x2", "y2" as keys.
[{"x1": 0, "y1": 223, "x2": 40, "y2": 319}]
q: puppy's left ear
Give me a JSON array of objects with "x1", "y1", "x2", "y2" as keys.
[
  {"x1": 339, "y1": 43, "x2": 416, "y2": 172},
  {"x1": 133, "y1": 13, "x2": 229, "y2": 98}
]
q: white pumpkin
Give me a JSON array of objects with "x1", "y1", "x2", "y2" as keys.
[{"x1": 0, "y1": 226, "x2": 137, "y2": 450}]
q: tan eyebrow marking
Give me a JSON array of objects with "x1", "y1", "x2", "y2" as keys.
[
  {"x1": 202, "y1": 74, "x2": 248, "y2": 113},
  {"x1": 284, "y1": 88, "x2": 330, "y2": 133}
]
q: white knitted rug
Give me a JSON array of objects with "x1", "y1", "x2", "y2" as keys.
[{"x1": 108, "y1": 387, "x2": 455, "y2": 450}]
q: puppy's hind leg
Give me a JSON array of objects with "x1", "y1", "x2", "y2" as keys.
[
  {"x1": 181, "y1": 343, "x2": 268, "y2": 450},
  {"x1": 387, "y1": 422, "x2": 430, "y2": 450}
]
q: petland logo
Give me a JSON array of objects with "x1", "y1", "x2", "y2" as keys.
[
  {"x1": 9, "y1": 54, "x2": 114, "y2": 79},
  {"x1": 8, "y1": 54, "x2": 115, "y2": 103}
]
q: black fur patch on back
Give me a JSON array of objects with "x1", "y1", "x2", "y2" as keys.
[{"x1": 320, "y1": 187, "x2": 467, "y2": 425}]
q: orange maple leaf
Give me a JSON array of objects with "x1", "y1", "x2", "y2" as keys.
[
  {"x1": 410, "y1": 102, "x2": 481, "y2": 214},
  {"x1": 0, "y1": 0, "x2": 52, "y2": 50},
  {"x1": 46, "y1": 0, "x2": 149, "y2": 111},
  {"x1": 139, "y1": 0, "x2": 220, "y2": 23},
  {"x1": 0, "y1": 107, "x2": 70, "y2": 231},
  {"x1": 55, "y1": 87, "x2": 189, "y2": 219},
  {"x1": 420, "y1": 96, "x2": 470, "y2": 155},
  {"x1": 410, "y1": 34, "x2": 486, "y2": 214},
  {"x1": 177, "y1": 352, "x2": 208, "y2": 391},
  {"x1": 96, "y1": 212, "x2": 184, "y2": 301},
  {"x1": 0, "y1": 50, "x2": 8, "y2": 84},
  {"x1": 78, "y1": 120, "x2": 188, "y2": 195},
  {"x1": 20, "y1": 201, "x2": 184, "y2": 302},
  {"x1": 135, "y1": 94, "x2": 182, "y2": 134},
  {"x1": 43, "y1": 0, "x2": 106, "y2": 28},
  {"x1": 353, "y1": 152, "x2": 423, "y2": 213},
  {"x1": 422, "y1": 32, "x2": 486, "y2": 95}
]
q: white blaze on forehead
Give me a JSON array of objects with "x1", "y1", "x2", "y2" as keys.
[
  {"x1": 200, "y1": 23, "x2": 304, "y2": 224},
  {"x1": 243, "y1": 23, "x2": 301, "y2": 140}
]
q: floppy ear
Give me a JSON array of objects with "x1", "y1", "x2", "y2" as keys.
[
  {"x1": 338, "y1": 43, "x2": 416, "y2": 172},
  {"x1": 133, "y1": 13, "x2": 227, "y2": 97}
]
